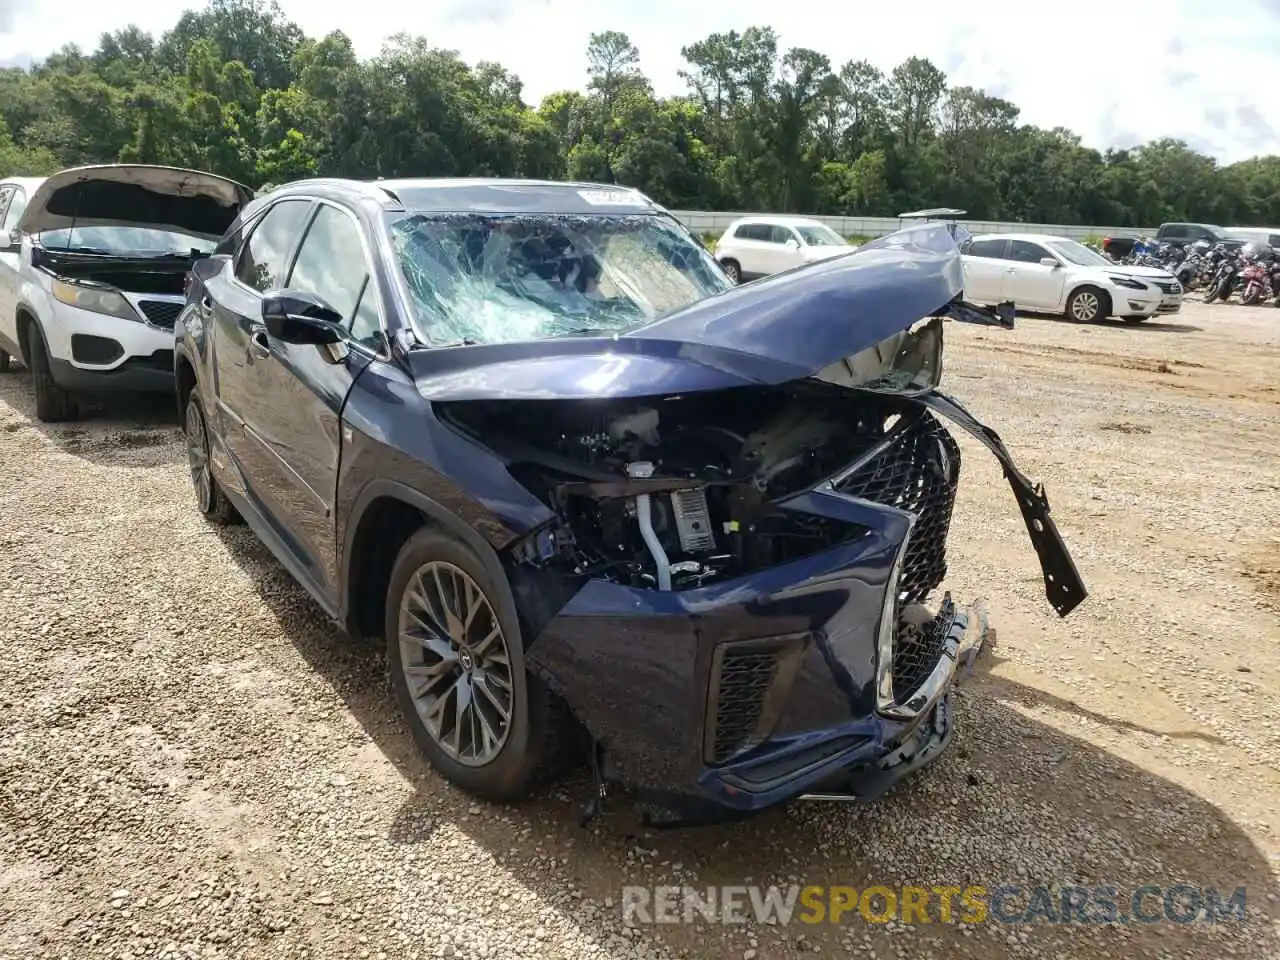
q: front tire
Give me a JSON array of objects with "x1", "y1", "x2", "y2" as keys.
[
  {"x1": 386, "y1": 529, "x2": 571, "y2": 802},
  {"x1": 184, "y1": 394, "x2": 239, "y2": 525},
  {"x1": 27, "y1": 323, "x2": 77, "y2": 422},
  {"x1": 1066, "y1": 286, "x2": 1108, "y2": 323}
]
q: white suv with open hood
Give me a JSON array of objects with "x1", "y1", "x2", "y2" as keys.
[{"x1": 0, "y1": 164, "x2": 252, "y2": 421}]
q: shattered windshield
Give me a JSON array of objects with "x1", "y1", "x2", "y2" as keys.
[
  {"x1": 387, "y1": 212, "x2": 733, "y2": 346},
  {"x1": 37, "y1": 226, "x2": 216, "y2": 257}
]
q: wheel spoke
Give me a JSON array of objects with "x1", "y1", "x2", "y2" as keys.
[{"x1": 473, "y1": 672, "x2": 511, "y2": 725}]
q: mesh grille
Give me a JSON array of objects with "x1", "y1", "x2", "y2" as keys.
[
  {"x1": 892, "y1": 614, "x2": 949, "y2": 700},
  {"x1": 137, "y1": 300, "x2": 183, "y2": 329},
  {"x1": 707, "y1": 645, "x2": 780, "y2": 763},
  {"x1": 835, "y1": 412, "x2": 960, "y2": 604},
  {"x1": 836, "y1": 413, "x2": 961, "y2": 704}
]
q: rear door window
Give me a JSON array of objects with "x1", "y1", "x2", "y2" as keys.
[{"x1": 964, "y1": 238, "x2": 1007, "y2": 259}]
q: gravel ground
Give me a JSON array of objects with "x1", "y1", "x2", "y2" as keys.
[{"x1": 1, "y1": 300, "x2": 1278, "y2": 960}]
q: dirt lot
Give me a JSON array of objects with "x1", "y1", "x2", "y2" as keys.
[{"x1": 1, "y1": 300, "x2": 1278, "y2": 960}]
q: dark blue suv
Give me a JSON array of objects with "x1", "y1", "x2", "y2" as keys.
[{"x1": 174, "y1": 178, "x2": 1086, "y2": 825}]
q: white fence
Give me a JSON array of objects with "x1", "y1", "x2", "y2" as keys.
[{"x1": 670, "y1": 210, "x2": 1156, "y2": 241}]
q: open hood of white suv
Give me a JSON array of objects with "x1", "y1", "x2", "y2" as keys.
[{"x1": 18, "y1": 164, "x2": 253, "y2": 240}]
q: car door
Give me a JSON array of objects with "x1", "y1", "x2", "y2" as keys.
[
  {"x1": 765, "y1": 224, "x2": 802, "y2": 274},
  {"x1": 233, "y1": 200, "x2": 380, "y2": 598},
  {"x1": 0, "y1": 186, "x2": 20, "y2": 353},
  {"x1": 960, "y1": 237, "x2": 1008, "y2": 303},
  {"x1": 1000, "y1": 239, "x2": 1064, "y2": 309}
]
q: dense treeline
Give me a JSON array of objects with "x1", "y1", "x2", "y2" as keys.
[{"x1": 3, "y1": 0, "x2": 1279, "y2": 227}]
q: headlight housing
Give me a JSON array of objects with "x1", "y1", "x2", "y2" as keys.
[
  {"x1": 51, "y1": 279, "x2": 141, "y2": 322},
  {"x1": 1108, "y1": 275, "x2": 1148, "y2": 291}
]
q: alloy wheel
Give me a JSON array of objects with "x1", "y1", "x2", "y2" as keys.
[
  {"x1": 1071, "y1": 291, "x2": 1100, "y2": 322},
  {"x1": 185, "y1": 401, "x2": 214, "y2": 513},
  {"x1": 397, "y1": 560, "x2": 514, "y2": 766}
]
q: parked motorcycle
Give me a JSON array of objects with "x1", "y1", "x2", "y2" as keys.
[
  {"x1": 1238, "y1": 260, "x2": 1272, "y2": 304},
  {"x1": 1203, "y1": 253, "x2": 1241, "y2": 302}
]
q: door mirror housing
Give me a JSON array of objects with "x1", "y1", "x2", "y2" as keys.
[
  {"x1": 261, "y1": 289, "x2": 345, "y2": 345},
  {"x1": 1039, "y1": 257, "x2": 1060, "y2": 268},
  {"x1": 0, "y1": 229, "x2": 20, "y2": 253},
  {"x1": 784, "y1": 238, "x2": 800, "y2": 251}
]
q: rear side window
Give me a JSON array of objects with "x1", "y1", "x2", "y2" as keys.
[
  {"x1": 235, "y1": 199, "x2": 313, "y2": 292},
  {"x1": 965, "y1": 238, "x2": 1006, "y2": 258},
  {"x1": 1160, "y1": 224, "x2": 1187, "y2": 239},
  {"x1": 767, "y1": 225, "x2": 795, "y2": 244},
  {"x1": 734, "y1": 223, "x2": 771, "y2": 241},
  {"x1": 1, "y1": 190, "x2": 26, "y2": 233}
]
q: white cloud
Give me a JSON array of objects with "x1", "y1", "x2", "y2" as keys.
[{"x1": 2, "y1": 0, "x2": 1277, "y2": 164}]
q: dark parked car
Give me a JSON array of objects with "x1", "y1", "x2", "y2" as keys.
[
  {"x1": 1103, "y1": 222, "x2": 1245, "y2": 261},
  {"x1": 174, "y1": 178, "x2": 1087, "y2": 825}
]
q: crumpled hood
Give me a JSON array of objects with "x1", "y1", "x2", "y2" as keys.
[
  {"x1": 18, "y1": 164, "x2": 253, "y2": 239},
  {"x1": 408, "y1": 223, "x2": 966, "y2": 401}
]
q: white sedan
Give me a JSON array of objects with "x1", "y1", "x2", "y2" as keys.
[{"x1": 961, "y1": 233, "x2": 1183, "y2": 323}]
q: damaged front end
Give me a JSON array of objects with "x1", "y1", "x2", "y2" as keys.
[{"x1": 421, "y1": 223, "x2": 1087, "y2": 823}]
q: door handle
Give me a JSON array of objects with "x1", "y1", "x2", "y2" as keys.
[{"x1": 249, "y1": 329, "x2": 271, "y2": 360}]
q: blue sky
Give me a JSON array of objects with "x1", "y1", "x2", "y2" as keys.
[{"x1": 2, "y1": 0, "x2": 1278, "y2": 165}]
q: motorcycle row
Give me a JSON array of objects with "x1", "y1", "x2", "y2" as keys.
[{"x1": 1103, "y1": 238, "x2": 1280, "y2": 305}]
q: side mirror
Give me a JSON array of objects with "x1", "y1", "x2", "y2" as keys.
[
  {"x1": 0, "y1": 229, "x2": 20, "y2": 253},
  {"x1": 1039, "y1": 257, "x2": 1059, "y2": 268},
  {"x1": 784, "y1": 239, "x2": 800, "y2": 251},
  {"x1": 261, "y1": 289, "x2": 344, "y2": 345}
]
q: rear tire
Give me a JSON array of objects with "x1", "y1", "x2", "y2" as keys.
[
  {"x1": 720, "y1": 259, "x2": 741, "y2": 284},
  {"x1": 184, "y1": 394, "x2": 239, "y2": 525},
  {"x1": 386, "y1": 529, "x2": 574, "y2": 803},
  {"x1": 27, "y1": 323, "x2": 77, "y2": 422}
]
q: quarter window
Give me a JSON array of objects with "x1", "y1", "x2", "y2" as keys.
[{"x1": 235, "y1": 199, "x2": 312, "y2": 292}]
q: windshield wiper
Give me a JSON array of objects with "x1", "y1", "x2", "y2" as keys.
[{"x1": 557, "y1": 327, "x2": 619, "y2": 337}]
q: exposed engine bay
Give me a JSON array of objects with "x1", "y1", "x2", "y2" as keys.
[{"x1": 440, "y1": 383, "x2": 924, "y2": 590}]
